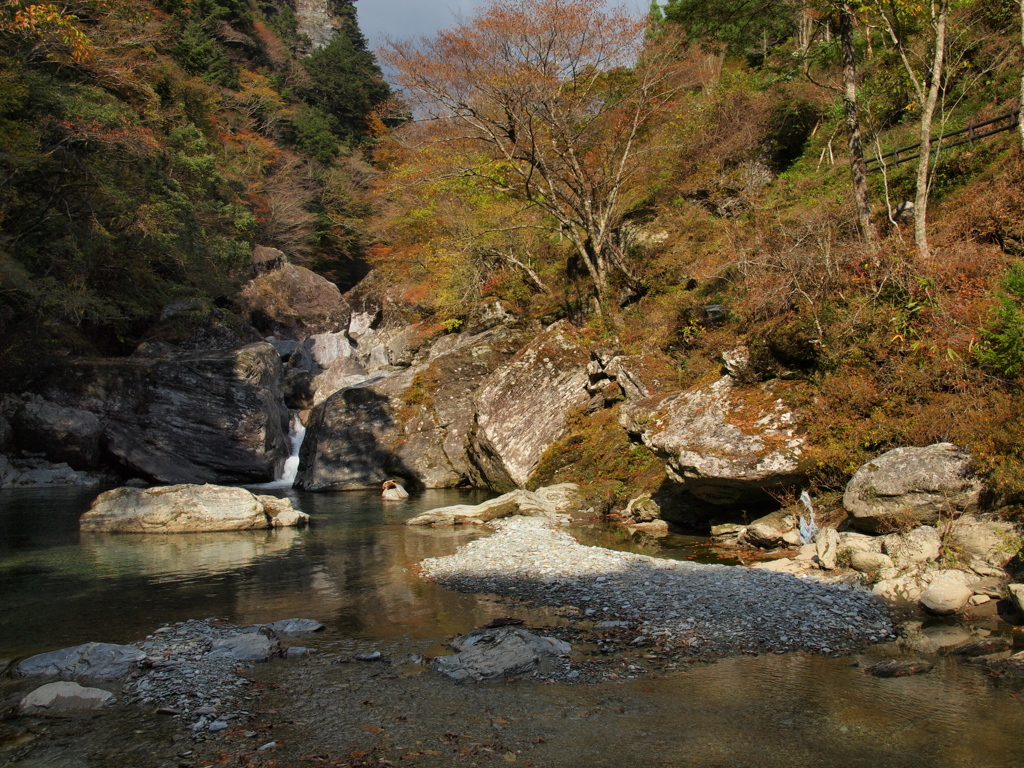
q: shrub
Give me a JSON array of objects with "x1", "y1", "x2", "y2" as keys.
[{"x1": 976, "y1": 262, "x2": 1024, "y2": 379}]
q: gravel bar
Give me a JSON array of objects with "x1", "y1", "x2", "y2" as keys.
[{"x1": 418, "y1": 517, "x2": 896, "y2": 657}]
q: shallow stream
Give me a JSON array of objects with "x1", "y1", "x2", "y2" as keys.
[{"x1": 2, "y1": 487, "x2": 1023, "y2": 767}]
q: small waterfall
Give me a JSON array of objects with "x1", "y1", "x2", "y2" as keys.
[
  {"x1": 278, "y1": 414, "x2": 306, "y2": 485},
  {"x1": 798, "y1": 490, "x2": 819, "y2": 544},
  {"x1": 254, "y1": 414, "x2": 306, "y2": 489}
]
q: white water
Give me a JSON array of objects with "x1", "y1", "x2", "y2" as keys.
[{"x1": 255, "y1": 414, "x2": 306, "y2": 489}]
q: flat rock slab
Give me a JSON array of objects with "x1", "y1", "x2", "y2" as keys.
[
  {"x1": 406, "y1": 484, "x2": 580, "y2": 526},
  {"x1": 18, "y1": 681, "x2": 115, "y2": 714},
  {"x1": 951, "y1": 638, "x2": 1013, "y2": 657},
  {"x1": 264, "y1": 619, "x2": 324, "y2": 638},
  {"x1": 207, "y1": 632, "x2": 279, "y2": 662},
  {"x1": 17, "y1": 642, "x2": 145, "y2": 680},
  {"x1": 432, "y1": 626, "x2": 570, "y2": 682}
]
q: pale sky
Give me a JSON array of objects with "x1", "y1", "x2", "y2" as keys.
[{"x1": 357, "y1": 0, "x2": 652, "y2": 52}]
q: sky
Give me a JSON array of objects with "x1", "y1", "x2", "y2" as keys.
[{"x1": 356, "y1": 0, "x2": 653, "y2": 52}]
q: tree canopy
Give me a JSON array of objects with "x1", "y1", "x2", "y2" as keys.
[{"x1": 382, "y1": 0, "x2": 690, "y2": 311}]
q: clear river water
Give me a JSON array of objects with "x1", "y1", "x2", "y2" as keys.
[{"x1": 1, "y1": 486, "x2": 1023, "y2": 767}]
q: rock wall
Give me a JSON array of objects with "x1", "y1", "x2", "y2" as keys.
[
  {"x1": 295, "y1": 328, "x2": 527, "y2": 491},
  {"x1": 26, "y1": 343, "x2": 289, "y2": 484}
]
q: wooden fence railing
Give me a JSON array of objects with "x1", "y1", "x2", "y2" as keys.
[{"x1": 866, "y1": 108, "x2": 1020, "y2": 173}]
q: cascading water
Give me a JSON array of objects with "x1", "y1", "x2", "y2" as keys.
[
  {"x1": 254, "y1": 414, "x2": 306, "y2": 489},
  {"x1": 278, "y1": 414, "x2": 306, "y2": 485},
  {"x1": 798, "y1": 489, "x2": 819, "y2": 544}
]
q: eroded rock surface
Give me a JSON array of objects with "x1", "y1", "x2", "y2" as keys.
[
  {"x1": 30, "y1": 343, "x2": 289, "y2": 484},
  {"x1": 468, "y1": 322, "x2": 591, "y2": 491},
  {"x1": 620, "y1": 375, "x2": 804, "y2": 506}
]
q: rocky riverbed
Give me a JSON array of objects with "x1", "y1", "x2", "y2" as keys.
[{"x1": 418, "y1": 516, "x2": 896, "y2": 659}]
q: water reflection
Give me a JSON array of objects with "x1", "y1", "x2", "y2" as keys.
[
  {"x1": 0, "y1": 486, "x2": 495, "y2": 655},
  {"x1": 79, "y1": 527, "x2": 304, "y2": 582}
]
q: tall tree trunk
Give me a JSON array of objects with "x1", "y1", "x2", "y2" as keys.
[
  {"x1": 913, "y1": 0, "x2": 949, "y2": 260},
  {"x1": 839, "y1": 3, "x2": 876, "y2": 249}
]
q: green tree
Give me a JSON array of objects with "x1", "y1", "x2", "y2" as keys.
[{"x1": 297, "y1": 12, "x2": 390, "y2": 143}]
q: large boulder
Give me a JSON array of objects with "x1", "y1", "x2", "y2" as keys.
[
  {"x1": 619, "y1": 376, "x2": 804, "y2": 506},
  {"x1": 881, "y1": 526, "x2": 942, "y2": 567},
  {"x1": 32, "y1": 343, "x2": 289, "y2": 484},
  {"x1": 239, "y1": 263, "x2": 349, "y2": 339},
  {"x1": 295, "y1": 371, "x2": 416, "y2": 491},
  {"x1": 1009, "y1": 584, "x2": 1024, "y2": 616},
  {"x1": 80, "y1": 484, "x2": 309, "y2": 533},
  {"x1": 737, "y1": 509, "x2": 801, "y2": 549},
  {"x1": 11, "y1": 397, "x2": 103, "y2": 468},
  {"x1": 467, "y1": 322, "x2": 592, "y2": 491},
  {"x1": 919, "y1": 570, "x2": 974, "y2": 615},
  {"x1": 843, "y1": 444, "x2": 982, "y2": 533}
]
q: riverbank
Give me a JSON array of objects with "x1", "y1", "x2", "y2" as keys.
[{"x1": 418, "y1": 516, "x2": 895, "y2": 659}]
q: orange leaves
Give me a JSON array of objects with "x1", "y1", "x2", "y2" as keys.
[{"x1": 3, "y1": 2, "x2": 93, "y2": 62}]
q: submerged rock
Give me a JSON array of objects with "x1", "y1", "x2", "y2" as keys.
[
  {"x1": 18, "y1": 681, "x2": 115, "y2": 714},
  {"x1": 405, "y1": 484, "x2": 580, "y2": 526},
  {"x1": 264, "y1": 619, "x2": 324, "y2": 638},
  {"x1": 431, "y1": 626, "x2": 570, "y2": 682},
  {"x1": 80, "y1": 484, "x2": 309, "y2": 533},
  {"x1": 207, "y1": 631, "x2": 279, "y2": 662},
  {"x1": 843, "y1": 444, "x2": 982, "y2": 532},
  {"x1": 17, "y1": 642, "x2": 145, "y2": 680},
  {"x1": 866, "y1": 659, "x2": 934, "y2": 677}
]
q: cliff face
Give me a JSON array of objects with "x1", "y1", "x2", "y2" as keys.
[{"x1": 290, "y1": 0, "x2": 357, "y2": 50}]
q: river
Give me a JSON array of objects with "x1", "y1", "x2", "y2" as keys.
[{"x1": 1, "y1": 486, "x2": 1023, "y2": 767}]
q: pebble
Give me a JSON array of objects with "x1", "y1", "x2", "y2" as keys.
[{"x1": 418, "y1": 517, "x2": 896, "y2": 659}]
